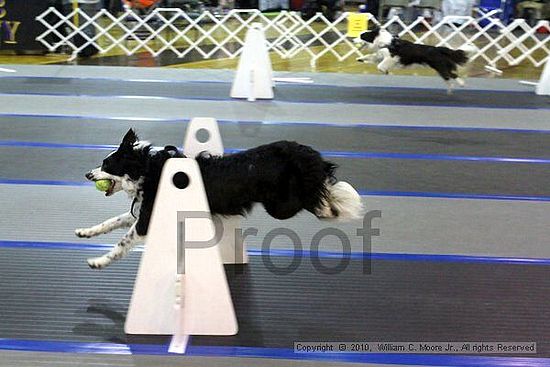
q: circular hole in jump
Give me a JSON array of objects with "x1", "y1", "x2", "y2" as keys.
[
  {"x1": 196, "y1": 128, "x2": 210, "y2": 143},
  {"x1": 172, "y1": 171, "x2": 190, "y2": 189}
]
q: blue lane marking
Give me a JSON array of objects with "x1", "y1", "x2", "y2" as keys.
[
  {"x1": 226, "y1": 147, "x2": 550, "y2": 163},
  {"x1": 0, "y1": 140, "x2": 118, "y2": 150},
  {"x1": 2, "y1": 240, "x2": 550, "y2": 266},
  {"x1": 1, "y1": 178, "x2": 549, "y2": 202},
  {"x1": 359, "y1": 190, "x2": 550, "y2": 202},
  {"x1": 0, "y1": 74, "x2": 531, "y2": 94},
  {"x1": 0, "y1": 339, "x2": 133, "y2": 355},
  {"x1": 318, "y1": 150, "x2": 550, "y2": 163},
  {"x1": 0, "y1": 75, "x2": 230, "y2": 85},
  {"x1": 0, "y1": 112, "x2": 187, "y2": 123},
  {"x1": 185, "y1": 345, "x2": 550, "y2": 367},
  {"x1": 2, "y1": 112, "x2": 550, "y2": 134},
  {"x1": 0, "y1": 240, "x2": 114, "y2": 251},
  {"x1": 0, "y1": 338, "x2": 547, "y2": 366},
  {"x1": 0, "y1": 178, "x2": 92, "y2": 187},
  {"x1": 251, "y1": 249, "x2": 550, "y2": 265},
  {"x1": 2, "y1": 140, "x2": 550, "y2": 164},
  {"x1": 2, "y1": 91, "x2": 548, "y2": 110}
]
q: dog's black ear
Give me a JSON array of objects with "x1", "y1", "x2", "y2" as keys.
[
  {"x1": 121, "y1": 128, "x2": 138, "y2": 147},
  {"x1": 361, "y1": 24, "x2": 381, "y2": 43},
  {"x1": 163, "y1": 145, "x2": 185, "y2": 158}
]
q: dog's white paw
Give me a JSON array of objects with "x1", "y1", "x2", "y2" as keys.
[
  {"x1": 87, "y1": 256, "x2": 111, "y2": 269},
  {"x1": 377, "y1": 66, "x2": 389, "y2": 75},
  {"x1": 75, "y1": 228, "x2": 96, "y2": 238}
]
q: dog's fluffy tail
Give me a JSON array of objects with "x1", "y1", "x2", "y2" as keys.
[
  {"x1": 441, "y1": 48, "x2": 469, "y2": 66},
  {"x1": 317, "y1": 181, "x2": 364, "y2": 221},
  {"x1": 450, "y1": 44, "x2": 477, "y2": 66},
  {"x1": 459, "y1": 43, "x2": 477, "y2": 58},
  {"x1": 439, "y1": 44, "x2": 476, "y2": 66}
]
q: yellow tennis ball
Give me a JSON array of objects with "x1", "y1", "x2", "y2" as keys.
[{"x1": 95, "y1": 179, "x2": 112, "y2": 192}]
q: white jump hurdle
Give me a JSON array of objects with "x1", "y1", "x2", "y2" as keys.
[
  {"x1": 125, "y1": 118, "x2": 242, "y2": 353},
  {"x1": 535, "y1": 58, "x2": 550, "y2": 95},
  {"x1": 183, "y1": 117, "x2": 249, "y2": 265},
  {"x1": 518, "y1": 58, "x2": 550, "y2": 95},
  {"x1": 230, "y1": 23, "x2": 274, "y2": 101}
]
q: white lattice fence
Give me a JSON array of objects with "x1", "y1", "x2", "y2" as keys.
[
  {"x1": 35, "y1": 7, "x2": 550, "y2": 69},
  {"x1": 37, "y1": 8, "x2": 281, "y2": 59},
  {"x1": 495, "y1": 19, "x2": 550, "y2": 67}
]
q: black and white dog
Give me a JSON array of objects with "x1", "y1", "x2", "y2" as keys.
[
  {"x1": 76, "y1": 129, "x2": 363, "y2": 269},
  {"x1": 354, "y1": 25, "x2": 475, "y2": 93}
]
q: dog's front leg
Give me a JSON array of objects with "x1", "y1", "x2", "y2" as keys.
[
  {"x1": 75, "y1": 212, "x2": 135, "y2": 238},
  {"x1": 377, "y1": 48, "x2": 399, "y2": 74},
  {"x1": 356, "y1": 53, "x2": 379, "y2": 64},
  {"x1": 87, "y1": 223, "x2": 144, "y2": 269}
]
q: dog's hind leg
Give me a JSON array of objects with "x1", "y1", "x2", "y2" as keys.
[
  {"x1": 75, "y1": 212, "x2": 136, "y2": 238},
  {"x1": 263, "y1": 197, "x2": 303, "y2": 220},
  {"x1": 87, "y1": 223, "x2": 144, "y2": 269},
  {"x1": 432, "y1": 65, "x2": 457, "y2": 95},
  {"x1": 447, "y1": 72, "x2": 461, "y2": 95},
  {"x1": 445, "y1": 80, "x2": 454, "y2": 95}
]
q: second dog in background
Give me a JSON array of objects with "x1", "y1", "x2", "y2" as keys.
[{"x1": 355, "y1": 25, "x2": 476, "y2": 94}]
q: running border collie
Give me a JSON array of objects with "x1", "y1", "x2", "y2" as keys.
[
  {"x1": 354, "y1": 25, "x2": 475, "y2": 93},
  {"x1": 76, "y1": 129, "x2": 364, "y2": 269}
]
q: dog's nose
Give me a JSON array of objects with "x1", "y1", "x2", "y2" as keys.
[{"x1": 85, "y1": 172, "x2": 93, "y2": 180}]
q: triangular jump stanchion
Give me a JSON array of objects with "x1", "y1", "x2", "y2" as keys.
[
  {"x1": 183, "y1": 117, "x2": 225, "y2": 156},
  {"x1": 230, "y1": 23, "x2": 274, "y2": 101},
  {"x1": 519, "y1": 58, "x2": 550, "y2": 95},
  {"x1": 536, "y1": 58, "x2": 550, "y2": 95},
  {"x1": 125, "y1": 158, "x2": 238, "y2": 352},
  {"x1": 183, "y1": 117, "x2": 249, "y2": 265}
]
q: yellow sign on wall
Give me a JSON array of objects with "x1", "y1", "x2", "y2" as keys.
[
  {"x1": 346, "y1": 13, "x2": 369, "y2": 38},
  {"x1": 0, "y1": 0, "x2": 22, "y2": 45}
]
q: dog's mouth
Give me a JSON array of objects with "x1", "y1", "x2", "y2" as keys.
[
  {"x1": 91, "y1": 179, "x2": 116, "y2": 196},
  {"x1": 104, "y1": 180, "x2": 116, "y2": 197}
]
